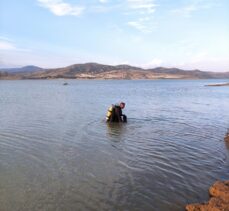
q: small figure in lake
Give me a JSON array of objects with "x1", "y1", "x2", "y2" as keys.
[{"x1": 106, "y1": 102, "x2": 127, "y2": 123}]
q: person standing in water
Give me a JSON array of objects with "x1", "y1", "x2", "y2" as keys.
[{"x1": 106, "y1": 102, "x2": 127, "y2": 123}]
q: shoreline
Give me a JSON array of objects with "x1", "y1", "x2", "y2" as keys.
[
  {"x1": 205, "y1": 82, "x2": 229, "y2": 87},
  {"x1": 1, "y1": 77, "x2": 229, "y2": 81}
]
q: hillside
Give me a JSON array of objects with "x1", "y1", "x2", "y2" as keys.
[
  {"x1": 0, "y1": 65, "x2": 43, "y2": 73},
  {"x1": 1, "y1": 63, "x2": 229, "y2": 80}
]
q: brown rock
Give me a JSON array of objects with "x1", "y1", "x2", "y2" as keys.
[
  {"x1": 225, "y1": 132, "x2": 229, "y2": 142},
  {"x1": 186, "y1": 203, "x2": 209, "y2": 211},
  {"x1": 209, "y1": 181, "x2": 229, "y2": 202},
  {"x1": 186, "y1": 180, "x2": 229, "y2": 211}
]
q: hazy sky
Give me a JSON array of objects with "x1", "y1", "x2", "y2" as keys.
[{"x1": 0, "y1": 0, "x2": 228, "y2": 71}]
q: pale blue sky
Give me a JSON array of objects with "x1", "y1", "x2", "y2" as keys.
[{"x1": 0, "y1": 0, "x2": 228, "y2": 71}]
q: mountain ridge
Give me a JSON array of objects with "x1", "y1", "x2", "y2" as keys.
[{"x1": 1, "y1": 63, "x2": 229, "y2": 79}]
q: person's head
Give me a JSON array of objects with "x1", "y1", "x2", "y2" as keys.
[{"x1": 120, "y1": 102, "x2": 125, "y2": 109}]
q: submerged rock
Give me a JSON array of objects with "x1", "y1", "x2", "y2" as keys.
[{"x1": 186, "y1": 180, "x2": 229, "y2": 211}]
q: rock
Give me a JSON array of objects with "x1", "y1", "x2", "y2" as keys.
[
  {"x1": 210, "y1": 181, "x2": 229, "y2": 201},
  {"x1": 225, "y1": 132, "x2": 229, "y2": 142},
  {"x1": 186, "y1": 180, "x2": 229, "y2": 211},
  {"x1": 186, "y1": 197, "x2": 228, "y2": 211}
]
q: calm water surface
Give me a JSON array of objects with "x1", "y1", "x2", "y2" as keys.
[{"x1": 0, "y1": 79, "x2": 229, "y2": 211}]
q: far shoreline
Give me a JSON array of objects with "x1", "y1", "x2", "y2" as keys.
[
  {"x1": 1, "y1": 77, "x2": 229, "y2": 81},
  {"x1": 205, "y1": 82, "x2": 229, "y2": 87}
]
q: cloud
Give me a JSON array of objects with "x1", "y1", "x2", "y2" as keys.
[
  {"x1": 190, "y1": 51, "x2": 208, "y2": 63},
  {"x1": 128, "y1": 21, "x2": 144, "y2": 31},
  {"x1": 127, "y1": 17, "x2": 156, "y2": 33},
  {"x1": 99, "y1": 0, "x2": 108, "y2": 3},
  {"x1": 143, "y1": 58, "x2": 163, "y2": 68},
  {"x1": 172, "y1": 0, "x2": 220, "y2": 17},
  {"x1": 127, "y1": 0, "x2": 156, "y2": 14},
  {"x1": 125, "y1": 0, "x2": 157, "y2": 33},
  {"x1": 0, "y1": 36, "x2": 13, "y2": 42},
  {"x1": 0, "y1": 40, "x2": 16, "y2": 50},
  {"x1": 172, "y1": 5, "x2": 198, "y2": 17},
  {"x1": 37, "y1": 0, "x2": 85, "y2": 16},
  {"x1": 179, "y1": 57, "x2": 229, "y2": 72},
  {"x1": 0, "y1": 37, "x2": 30, "y2": 52}
]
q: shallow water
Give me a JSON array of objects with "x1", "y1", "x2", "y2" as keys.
[{"x1": 0, "y1": 79, "x2": 229, "y2": 211}]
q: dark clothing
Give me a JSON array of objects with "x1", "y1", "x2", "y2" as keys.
[{"x1": 109, "y1": 105, "x2": 127, "y2": 123}]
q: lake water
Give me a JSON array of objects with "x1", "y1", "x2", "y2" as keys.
[{"x1": 0, "y1": 79, "x2": 229, "y2": 211}]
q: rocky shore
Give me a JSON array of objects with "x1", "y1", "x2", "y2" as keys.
[{"x1": 186, "y1": 180, "x2": 229, "y2": 210}]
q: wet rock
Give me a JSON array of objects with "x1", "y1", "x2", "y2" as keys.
[
  {"x1": 225, "y1": 131, "x2": 229, "y2": 142},
  {"x1": 186, "y1": 180, "x2": 229, "y2": 211}
]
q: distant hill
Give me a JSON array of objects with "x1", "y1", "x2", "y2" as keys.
[
  {"x1": 0, "y1": 65, "x2": 43, "y2": 73},
  {"x1": 0, "y1": 63, "x2": 229, "y2": 80}
]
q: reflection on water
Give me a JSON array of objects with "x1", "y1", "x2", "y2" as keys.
[
  {"x1": 0, "y1": 79, "x2": 229, "y2": 211},
  {"x1": 106, "y1": 123, "x2": 127, "y2": 138}
]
